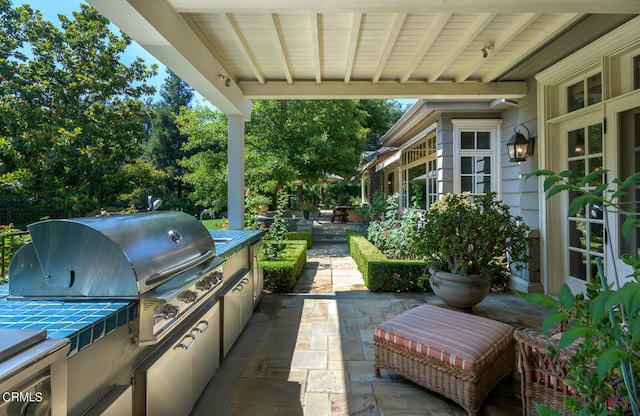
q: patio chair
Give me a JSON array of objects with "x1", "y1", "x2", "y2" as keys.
[
  {"x1": 514, "y1": 328, "x2": 576, "y2": 416},
  {"x1": 330, "y1": 205, "x2": 346, "y2": 223}
]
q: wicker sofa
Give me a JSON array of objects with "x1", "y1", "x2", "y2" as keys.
[{"x1": 374, "y1": 305, "x2": 516, "y2": 416}]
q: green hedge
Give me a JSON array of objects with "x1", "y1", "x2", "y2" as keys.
[
  {"x1": 286, "y1": 230, "x2": 313, "y2": 248},
  {"x1": 260, "y1": 240, "x2": 307, "y2": 293},
  {"x1": 347, "y1": 230, "x2": 429, "y2": 292}
]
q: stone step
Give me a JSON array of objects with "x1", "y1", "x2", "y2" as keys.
[{"x1": 313, "y1": 233, "x2": 347, "y2": 244}]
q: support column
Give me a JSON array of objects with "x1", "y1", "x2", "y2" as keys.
[{"x1": 228, "y1": 115, "x2": 245, "y2": 230}]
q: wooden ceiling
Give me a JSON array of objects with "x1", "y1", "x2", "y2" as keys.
[{"x1": 87, "y1": 0, "x2": 639, "y2": 118}]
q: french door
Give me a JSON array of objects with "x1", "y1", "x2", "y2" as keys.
[
  {"x1": 550, "y1": 95, "x2": 640, "y2": 294},
  {"x1": 605, "y1": 95, "x2": 640, "y2": 287},
  {"x1": 552, "y1": 112, "x2": 605, "y2": 294}
]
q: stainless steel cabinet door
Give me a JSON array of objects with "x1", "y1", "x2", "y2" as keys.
[{"x1": 191, "y1": 302, "x2": 220, "y2": 403}]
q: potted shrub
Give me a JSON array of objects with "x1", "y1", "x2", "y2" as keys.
[
  {"x1": 300, "y1": 200, "x2": 317, "y2": 220},
  {"x1": 415, "y1": 192, "x2": 530, "y2": 308}
]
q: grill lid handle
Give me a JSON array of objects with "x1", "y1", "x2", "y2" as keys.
[{"x1": 145, "y1": 249, "x2": 214, "y2": 286}]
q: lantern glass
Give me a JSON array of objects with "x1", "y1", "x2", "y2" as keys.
[{"x1": 507, "y1": 131, "x2": 530, "y2": 162}]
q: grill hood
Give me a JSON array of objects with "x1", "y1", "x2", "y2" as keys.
[{"x1": 9, "y1": 211, "x2": 219, "y2": 298}]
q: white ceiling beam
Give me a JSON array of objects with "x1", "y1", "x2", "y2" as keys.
[
  {"x1": 169, "y1": 0, "x2": 640, "y2": 14},
  {"x1": 221, "y1": 13, "x2": 265, "y2": 84},
  {"x1": 310, "y1": 14, "x2": 321, "y2": 84},
  {"x1": 373, "y1": 13, "x2": 407, "y2": 84},
  {"x1": 267, "y1": 14, "x2": 293, "y2": 84},
  {"x1": 401, "y1": 13, "x2": 450, "y2": 84},
  {"x1": 87, "y1": 0, "x2": 251, "y2": 118},
  {"x1": 481, "y1": 13, "x2": 581, "y2": 82},
  {"x1": 237, "y1": 80, "x2": 528, "y2": 99},
  {"x1": 456, "y1": 13, "x2": 539, "y2": 82},
  {"x1": 428, "y1": 13, "x2": 496, "y2": 82},
  {"x1": 344, "y1": 13, "x2": 362, "y2": 84}
]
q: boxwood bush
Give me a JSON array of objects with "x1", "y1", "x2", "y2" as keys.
[
  {"x1": 260, "y1": 240, "x2": 307, "y2": 293},
  {"x1": 286, "y1": 230, "x2": 313, "y2": 248},
  {"x1": 347, "y1": 231, "x2": 428, "y2": 292}
]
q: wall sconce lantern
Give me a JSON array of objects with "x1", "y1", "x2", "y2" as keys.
[{"x1": 507, "y1": 124, "x2": 534, "y2": 162}]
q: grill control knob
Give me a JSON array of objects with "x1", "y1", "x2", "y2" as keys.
[
  {"x1": 162, "y1": 304, "x2": 180, "y2": 319},
  {"x1": 196, "y1": 278, "x2": 213, "y2": 291},
  {"x1": 178, "y1": 291, "x2": 197, "y2": 303}
]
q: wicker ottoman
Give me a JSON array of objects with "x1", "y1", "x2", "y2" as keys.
[{"x1": 374, "y1": 304, "x2": 515, "y2": 416}]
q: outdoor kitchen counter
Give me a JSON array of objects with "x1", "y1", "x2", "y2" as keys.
[
  {"x1": 0, "y1": 229, "x2": 262, "y2": 358},
  {"x1": 209, "y1": 229, "x2": 263, "y2": 258},
  {"x1": 0, "y1": 291, "x2": 135, "y2": 358}
]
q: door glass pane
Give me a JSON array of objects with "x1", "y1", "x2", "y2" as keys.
[
  {"x1": 568, "y1": 160, "x2": 585, "y2": 179},
  {"x1": 461, "y1": 176, "x2": 472, "y2": 192},
  {"x1": 461, "y1": 132, "x2": 475, "y2": 149},
  {"x1": 477, "y1": 176, "x2": 491, "y2": 193},
  {"x1": 461, "y1": 157, "x2": 473, "y2": 174},
  {"x1": 475, "y1": 157, "x2": 490, "y2": 174},
  {"x1": 569, "y1": 220, "x2": 586, "y2": 249},
  {"x1": 477, "y1": 132, "x2": 491, "y2": 149},
  {"x1": 568, "y1": 128, "x2": 585, "y2": 157},
  {"x1": 587, "y1": 157, "x2": 604, "y2": 185},
  {"x1": 568, "y1": 81, "x2": 585, "y2": 112},
  {"x1": 589, "y1": 222, "x2": 604, "y2": 253},
  {"x1": 588, "y1": 124, "x2": 603, "y2": 154},
  {"x1": 569, "y1": 250, "x2": 587, "y2": 281}
]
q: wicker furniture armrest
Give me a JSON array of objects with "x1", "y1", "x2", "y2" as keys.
[{"x1": 514, "y1": 327, "x2": 577, "y2": 416}]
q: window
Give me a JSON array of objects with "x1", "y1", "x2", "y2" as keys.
[
  {"x1": 453, "y1": 120, "x2": 501, "y2": 196},
  {"x1": 401, "y1": 135, "x2": 437, "y2": 209},
  {"x1": 567, "y1": 73, "x2": 602, "y2": 112}
]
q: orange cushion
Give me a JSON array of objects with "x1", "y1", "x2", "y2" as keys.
[{"x1": 375, "y1": 304, "x2": 514, "y2": 373}]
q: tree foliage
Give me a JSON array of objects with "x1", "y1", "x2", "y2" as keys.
[
  {"x1": 144, "y1": 70, "x2": 194, "y2": 202},
  {"x1": 358, "y1": 99, "x2": 405, "y2": 150},
  {"x1": 176, "y1": 105, "x2": 229, "y2": 213},
  {"x1": 178, "y1": 99, "x2": 397, "y2": 212},
  {"x1": 0, "y1": 2, "x2": 157, "y2": 213},
  {"x1": 246, "y1": 100, "x2": 368, "y2": 186}
]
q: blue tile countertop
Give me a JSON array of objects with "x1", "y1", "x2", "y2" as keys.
[
  {"x1": 0, "y1": 230, "x2": 262, "y2": 358},
  {"x1": 210, "y1": 229, "x2": 263, "y2": 258},
  {"x1": 0, "y1": 295, "x2": 135, "y2": 358}
]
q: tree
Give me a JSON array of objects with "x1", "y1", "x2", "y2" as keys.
[
  {"x1": 176, "y1": 105, "x2": 229, "y2": 213},
  {"x1": 0, "y1": 2, "x2": 157, "y2": 213},
  {"x1": 245, "y1": 99, "x2": 368, "y2": 186},
  {"x1": 178, "y1": 99, "x2": 403, "y2": 212},
  {"x1": 358, "y1": 100, "x2": 405, "y2": 150},
  {"x1": 144, "y1": 70, "x2": 194, "y2": 203}
]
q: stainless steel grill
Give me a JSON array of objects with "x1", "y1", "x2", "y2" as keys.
[{"x1": 8, "y1": 211, "x2": 226, "y2": 345}]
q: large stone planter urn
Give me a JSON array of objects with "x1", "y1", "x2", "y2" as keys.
[{"x1": 430, "y1": 270, "x2": 490, "y2": 309}]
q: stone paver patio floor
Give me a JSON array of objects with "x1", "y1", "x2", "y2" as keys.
[{"x1": 191, "y1": 222, "x2": 549, "y2": 416}]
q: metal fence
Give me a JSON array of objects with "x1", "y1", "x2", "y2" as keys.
[
  {"x1": 1, "y1": 230, "x2": 30, "y2": 283},
  {"x1": 0, "y1": 208, "x2": 68, "y2": 230}
]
